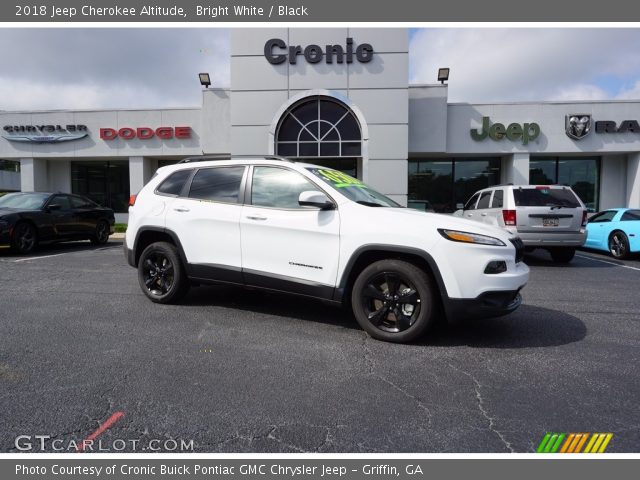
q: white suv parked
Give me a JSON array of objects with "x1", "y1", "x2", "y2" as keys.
[
  {"x1": 459, "y1": 185, "x2": 587, "y2": 263},
  {"x1": 125, "y1": 156, "x2": 529, "y2": 343}
]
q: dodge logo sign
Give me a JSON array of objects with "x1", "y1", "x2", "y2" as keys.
[{"x1": 565, "y1": 114, "x2": 592, "y2": 140}]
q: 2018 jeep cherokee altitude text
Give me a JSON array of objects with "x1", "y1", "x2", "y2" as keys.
[{"x1": 125, "y1": 157, "x2": 529, "y2": 343}]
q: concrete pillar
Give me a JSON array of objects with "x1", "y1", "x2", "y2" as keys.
[
  {"x1": 627, "y1": 152, "x2": 640, "y2": 208},
  {"x1": 19, "y1": 158, "x2": 48, "y2": 192},
  {"x1": 129, "y1": 156, "x2": 152, "y2": 195},
  {"x1": 501, "y1": 153, "x2": 529, "y2": 185}
]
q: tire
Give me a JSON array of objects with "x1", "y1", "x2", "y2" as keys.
[
  {"x1": 11, "y1": 222, "x2": 38, "y2": 254},
  {"x1": 609, "y1": 231, "x2": 630, "y2": 260},
  {"x1": 137, "y1": 241, "x2": 189, "y2": 303},
  {"x1": 549, "y1": 247, "x2": 576, "y2": 264},
  {"x1": 351, "y1": 259, "x2": 435, "y2": 343},
  {"x1": 90, "y1": 220, "x2": 110, "y2": 245}
]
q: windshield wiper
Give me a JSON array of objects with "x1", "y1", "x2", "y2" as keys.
[{"x1": 356, "y1": 201, "x2": 385, "y2": 207}]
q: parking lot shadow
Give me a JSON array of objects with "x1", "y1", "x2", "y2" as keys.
[
  {"x1": 524, "y1": 250, "x2": 614, "y2": 268},
  {"x1": 183, "y1": 285, "x2": 361, "y2": 330},
  {"x1": 183, "y1": 287, "x2": 587, "y2": 347},
  {"x1": 424, "y1": 304, "x2": 587, "y2": 349}
]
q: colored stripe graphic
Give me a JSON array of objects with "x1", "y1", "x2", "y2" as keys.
[{"x1": 537, "y1": 433, "x2": 613, "y2": 453}]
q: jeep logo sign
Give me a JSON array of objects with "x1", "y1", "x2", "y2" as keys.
[
  {"x1": 470, "y1": 116, "x2": 540, "y2": 145},
  {"x1": 264, "y1": 37, "x2": 374, "y2": 65}
]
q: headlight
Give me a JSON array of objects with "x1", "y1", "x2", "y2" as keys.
[{"x1": 438, "y1": 228, "x2": 506, "y2": 246}]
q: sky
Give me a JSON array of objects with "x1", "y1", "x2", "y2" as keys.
[{"x1": 1, "y1": 28, "x2": 640, "y2": 110}]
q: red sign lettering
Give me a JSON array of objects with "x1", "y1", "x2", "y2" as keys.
[{"x1": 99, "y1": 126, "x2": 191, "y2": 140}]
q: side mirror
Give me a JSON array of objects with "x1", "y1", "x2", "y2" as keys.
[
  {"x1": 47, "y1": 204, "x2": 61, "y2": 212},
  {"x1": 298, "y1": 191, "x2": 334, "y2": 210},
  {"x1": 456, "y1": 203, "x2": 465, "y2": 210}
]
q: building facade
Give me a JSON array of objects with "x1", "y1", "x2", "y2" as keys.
[{"x1": 1, "y1": 28, "x2": 640, "y2": 222}]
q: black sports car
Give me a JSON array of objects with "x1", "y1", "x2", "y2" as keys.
[{"x1": 0, "y1": 192, "x2": 115, "y2": 254}]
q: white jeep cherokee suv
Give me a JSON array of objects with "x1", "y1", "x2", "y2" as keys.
[{"x1": 125, "y1": 156, "x2": 529, "y2": 343}]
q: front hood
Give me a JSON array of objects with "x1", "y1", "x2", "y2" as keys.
[
  {"x1": 378, "y1": 207, "x2": 515, "y2": 241},
  {"x1": 0, "y1": 208, "x2": 34, "y2": 217}
]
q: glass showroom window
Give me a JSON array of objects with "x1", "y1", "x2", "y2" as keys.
[
  {"x1": 530, "y1": 157, "x2": 600, "y2": 211},
  {"x1": 409, "y1": 158, "x2": 501, "y2": 213},
  {"x1": 276, "y1": 96, "x2": 361, "y2": 176},
  {"x1": 71, "y1": 161, "x2": 130, "y2": 213}
]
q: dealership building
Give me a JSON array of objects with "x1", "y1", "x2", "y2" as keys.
[{"x1": 1, "y1": 28, "x2": 640, "y2": 221}]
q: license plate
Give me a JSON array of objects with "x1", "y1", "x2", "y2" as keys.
[{"x1": 543, "y1": 217, "x2": 559, "y2": 227}]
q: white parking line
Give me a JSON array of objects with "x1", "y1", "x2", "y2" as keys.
[
  {"x1": 13, "y1": 252, "x2": 70, "y2": 263},
  {"x1": 576, "y1": 254, "x2": 640, "y2": 272}
]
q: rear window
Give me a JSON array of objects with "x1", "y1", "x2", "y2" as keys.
[
  {"x1": 621, "y1": 210, "x2": 640, "y2": 221},
  {"x1": 156, "y1": 169, "x2": 193, "y2": 196},
  {"x1": 513, "y1": 187, "x2": 580, "y2": 208}
]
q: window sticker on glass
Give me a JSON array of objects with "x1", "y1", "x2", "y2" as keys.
[{"x1": 315, "y1": 169, "x2": 365, "y2": 188}]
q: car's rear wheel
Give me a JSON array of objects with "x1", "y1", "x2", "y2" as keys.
[
  {"x1": 11, "y1": 222, "x2": 37, "y2": 254},
  {"x1": 91, "y1": 220, "x2": 110, "y2": 245},
  {"x1": 138, "y1": 241, "x2": 189, "y2": 303},
  {"x1": 549, "y1": 247, "x2": 576, "y2": 263},
  {"x1": 351, "y1": 259, "x2": 435, "y2": 343},
  {"x1": 609, "y1": 231, "x2": 630, "y2": 259}
]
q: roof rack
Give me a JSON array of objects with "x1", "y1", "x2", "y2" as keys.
[{"x1": 178, "y1": 154, "x2": 293, "y2": 164}]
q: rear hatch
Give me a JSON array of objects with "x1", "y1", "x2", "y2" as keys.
[{"x1": 512, "y1": 186, "x2": 584, "y2": 233}]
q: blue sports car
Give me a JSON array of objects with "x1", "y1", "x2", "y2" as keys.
[{"x1": 585, "y1": 208, "x2": 640, "y2": 259}]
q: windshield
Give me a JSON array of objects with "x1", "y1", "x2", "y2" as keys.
[
  {"x1": 513, "y1": 187, "x2": 581, "y2": 208},
  {"x1": 307, "y1": 168, "x2": 400, "y2": 207},
  {"x1": 0, "y1": 192, "x2": 49, "y2": 210}
]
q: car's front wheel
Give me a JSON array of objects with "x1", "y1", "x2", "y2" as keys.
[
  {"x1": 90, "y1": 220, "x2": 110, "y2": 245},
  {"x1": 351, "y1": 259, "x2": 435, "y2": 343},
  {"x1": 609, "y1": 231, "x2": 630, "y2": 259},
  {"x1": 138, "y1": 241, "x2": 189, "y2": 303},
  {"x1": 11, "y1": 222, "x2": 38, "y2": 254}
]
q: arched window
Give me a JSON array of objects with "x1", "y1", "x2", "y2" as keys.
[{"x1": 275, "y1": 96, "x2": 362, "y2": 158}]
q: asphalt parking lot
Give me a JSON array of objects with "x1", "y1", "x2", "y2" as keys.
[{"x1": 0, "y1": 242, "x2": 638, "y2": 453}]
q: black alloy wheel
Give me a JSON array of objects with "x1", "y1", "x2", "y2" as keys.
[
  {"x1": 609, "y1": 231, "x2": 630, "y2": 260},
  {"x1": 351, "y1": 259, "x2": 435, "y2": 343},
  {"x1": 12, "y1": 222, "x2": 37, "y2": 254},
  {"x1": 92, "y1": 221, "x2": 110, "y2": 245},
  {"x1": 137, "y1": 241, "x2": 189, "y2": 303},
  {"x1": 362, "y1": 272, "x2": 421, "y2": 333}
]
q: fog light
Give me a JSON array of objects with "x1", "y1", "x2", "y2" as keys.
[{"x1": 484, "y1": 260, "x2": 507, "y2": 274}]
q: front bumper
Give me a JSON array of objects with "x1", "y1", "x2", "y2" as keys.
[
  {"x1": 507, "y1": 229, "x2": 587, "y2": 248},
  {"x1": 443, "y1": 288, "x2": 524, "y2": 322}
]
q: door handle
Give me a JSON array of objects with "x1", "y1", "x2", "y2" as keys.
[
  {"x1": 173, "y1": 207, "x2": 190, "y2": 213},
  {"x1": 246, "y1": 215, "x2": 267, "y2": 221},
  {"x1": 466, "y1": 214, "x2": 473, "y2": 217},
  {"x1": 481, "y1": 213, "x2": 487, "y2": 217}
]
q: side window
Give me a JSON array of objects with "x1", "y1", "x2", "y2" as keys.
[
  {"x1": 70, "y1": 196, "x2": 94, "y2": 209},
  {"x1": 251, "y1": 167, "x2": 321, "y2": 209},
  {"x1": 589, "y1": 211, "x2": 617, "y2": 223},
  {"x1": 477, "y1": 191, "x2": 492, "y2": 210},
  {"x1": 464, "y1": 193, "x2": 480, "y2": 211},
  {"x1": 50, "y1": 195, "x2": 72, "y2": 210},
  {"x1": 188, "y1": 167, "x2": 245, "y2": 203},
  {"x1": 156, "y1": 169, "x2": 193, "y2": 196},
  {"x1": 621, "y1": 210, "x2": 640, "y2": 221},
  {"x1": 491, "y1": 189, "x2": 504, "y2": 208}
]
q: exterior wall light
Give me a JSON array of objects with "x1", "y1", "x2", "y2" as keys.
[
  {"x1": 199, "y1": 73, "x2": 211, "y2": 88},
  {"x1": 438, "y1": 68, "x2": 450, "y2": 84}
]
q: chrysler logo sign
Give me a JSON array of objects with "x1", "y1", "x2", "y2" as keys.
[{"x1": 2, "y1": 124, "x2": 88, "y2": 143}]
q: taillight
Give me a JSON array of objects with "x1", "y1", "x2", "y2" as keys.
[
  {"x1": 502, "y1": 209, "x2": 517, "y2": 226},
  {"x1": 128, "y1": 194, "x2": 137, "y2": 207},
  {"x1": 582, "y1": 210, "x2": 588, "y2": 227}
]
